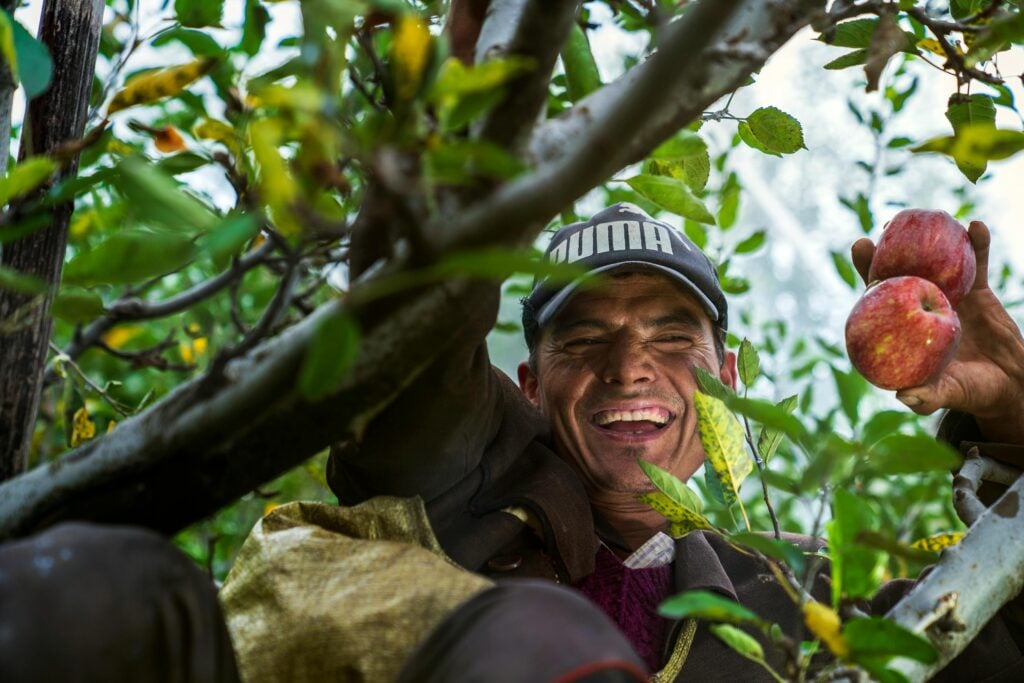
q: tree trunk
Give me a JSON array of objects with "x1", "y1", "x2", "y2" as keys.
[{"x1": 0, "y1": 0, "x2": 103, "y2": 482}]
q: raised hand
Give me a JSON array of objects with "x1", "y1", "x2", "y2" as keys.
[{"x1": 852, "y1": 221, "x2": 1024, "y2": 445}]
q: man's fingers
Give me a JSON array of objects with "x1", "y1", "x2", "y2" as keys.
[
  {"x1": 895, "y1": 385, "x2": 945, "y2": 416},
  {"x1": 851, "y1": 238, "x2": 875, "y2": 286},
  {"x1": 968, "y1": 220, "x2": 991, "y2": 291}
]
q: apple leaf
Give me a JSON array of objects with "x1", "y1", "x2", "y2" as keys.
[
  {"x1": 638, "y1": 459, "x2": 704, "y2": 514},
  {"x1": 652, "y1": 131, "x2": 708, "y2": 160},
  {"x1": 625, "y1": 174, "x2": 715, "y2": 225},
  {"x1": 729, "y1": 531, "x2": 806, "y2": 574},
  {"x1": 910, "y1": 531, "x2": 964, "y2": 552},
  {"x1": 867, "y1": 434, "x2": 963, "y2": 474},
  {"x1": 831, "y1": 250, "x2": 858, "y2": 288},
  {"x1": 745, "y1": 107, "x2": 806, "y2": 155},
  {"x1": 636, "y1": 491, "x2": 711, "y2": 536},
  {"x1": 829, "y1": 487, "x2": 886, "y2": 603},
  {"x1": 912, "y1": 125, "x2": 1024, "y2": 182},
  {"x1": 659, "y1": 590, "x2": 763, "y2": 626},
  {"x1": 694, "y1": 391, "x2": 751, "y2": 506},
  {"x1": 0, "y1": 156, "x2": 57, "y2": 206},
  {"x1": 824, "y1": 48, "x2": 869, "y2": 70},
  {"x1": 711, "y1": 624, "x2": 764, "y2": 661},
  {"x1": 0, "y1": 264, "x2": 46, "y2": 294},
  {"x1": 561, "y1": 22, "x2": 602, "y2": 102},
  {"x1": 737, "y1": 338, "x2": 760, "y2": 387},
  {"x1": 755, "y1": 394, "x2": 799, "y2": 463},
  {"x1": 737, "y1": 120, "x2": 780, "y2": 157},
  {"x1": 63, "y1": 231, "x2": 198, "y2": 287},
  {"x1": 694, "y1": 366, "x2": 734, "y2": 403},
  {"x1": 52, "y1": 288, "x2": 106, "y2": 324},
  {"x1": 10, "y1": 14, "x2": 53, "y2": 100},
  {"x1": 734, "y1": 230, "x2": 766, "y2": 255},
  {"x1": 844, "y1": 617, "x2": 938, "y2": 664}
]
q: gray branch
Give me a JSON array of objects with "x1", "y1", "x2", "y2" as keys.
[{"x1": 887, "y1": 475, "x2": 1024, "y2": 681}]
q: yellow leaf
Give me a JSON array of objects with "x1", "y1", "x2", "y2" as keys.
[
  {"x1": 152, "y1": 126, "x2": 187, "y2": 153},
  {"x1": 263, "y1": 501, "x2": 280, "y2": 516},
  {"x1": 694, "y1": 391, "x2": 752, "y2": 504},
  {"x1": 106, "y1": 139, "x2": 136, "y2": 157},
  {"x1": 911, "y1": 531, "x2": 964, "y2": 552},
  {"x1": 107, "y1": 58, "x2": 216, "y2": 115},
  {"x1": 192, "y1": 337, "x2": 208, "y2": 355},
  {"x1": 802, "y1": 600, "x2": 849, "y2": 659},
  {"x1": 71, "y1": 407, "x2": 97, "y2": 447},
  {"x1": 390, "y1": 15, "x2": 432, "y2": 101},
  {"x1": 637, "y1": 492, "x2": 710, "y2": 536},
  {"x1": 106, "y1": 420, "x2": 117, "y2": 434},
  {"x1": 0, "y1": 11, "x2": 17, "y2": 82},
  {"x1": 249, "y1": 118, "x2": 300, "y2": 235},
  {"x1": 917, "y1": 38, "x2": 953, "y2": 58},
  {"x1": 194, "y1": 118, "x2": 242, "y2": 158},
  {"x1": 102, "y1": 324, "x2": 143, "y2": 349}
]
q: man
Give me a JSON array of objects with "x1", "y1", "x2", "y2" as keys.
[{"x1": 322, "y1": 203, "x2": 1024, "y2": 680}]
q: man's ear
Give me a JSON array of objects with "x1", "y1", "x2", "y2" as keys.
[
  {"x1": 517, "y1": 361, "x2": 541, "y2": 408},
  {"x1": 719, "y1": 350, "x2": 738, "y2": 391}
]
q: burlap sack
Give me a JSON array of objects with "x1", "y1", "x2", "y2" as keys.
[{"x1": 219, "y1": 497, "x2": 492, "y2": 683}]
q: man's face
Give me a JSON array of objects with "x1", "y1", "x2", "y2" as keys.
[{"x1": 518, "y1": 272, "x2": 737, "y2": 494}]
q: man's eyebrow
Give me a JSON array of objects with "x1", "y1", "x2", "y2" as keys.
[
  {"x1": 645, "y1": 311, "x2": 706, "y2": 330},
  {"x1": 549, "y1": 319, "x2": 612, "y2": 339}
]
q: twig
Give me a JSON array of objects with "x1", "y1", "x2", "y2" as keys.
[
  {"x1": 952, "y1": 448, "x2": 1023, "y2": 526},
  {"x1": 904, "y1": 6, "x2": 1004, "y2": 86},
  {"x1": 49, "y1": 342, "x2": 133, "y2": 416},
  {"x1": 741, "y1": 403, "x2": 782, "y2": 540}
]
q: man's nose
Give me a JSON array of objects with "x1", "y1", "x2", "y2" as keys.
[{"x1": 600, "y1": 339, "x2": 654, "y2": 385}]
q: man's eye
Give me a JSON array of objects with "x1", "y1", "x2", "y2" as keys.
[
  {"x1": 566, "y1": 338, "x2": 604, "y2": 347},
  {"x1": 655, "y1": 335, "x2": 692, "y2": 344}
]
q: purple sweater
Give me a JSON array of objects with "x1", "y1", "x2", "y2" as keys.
[{"x1": 576, "y1": 545, "x2": 673, "y2": 671}]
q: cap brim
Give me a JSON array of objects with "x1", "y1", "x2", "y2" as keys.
[{"x1": 535, "y1": 262, "x2": 721, "y2": 328}]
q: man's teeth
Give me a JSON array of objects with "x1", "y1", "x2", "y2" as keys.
[{"x1": 595, "y1": 408, "x2": 670, "y2": 426}]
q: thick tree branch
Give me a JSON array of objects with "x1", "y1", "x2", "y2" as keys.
[
  {"x1": 886, "y1": 473, "x2": 1024, "y2": 681},
  {"x1": 473, "y1": 0, "x2": 577, "y2": 151},
  {"x1": 0, "y1": 278, "x2": 493, "y2": 539}
]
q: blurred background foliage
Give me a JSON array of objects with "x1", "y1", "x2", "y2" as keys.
[{"x1": 1, "y1": 0, "x2": 1022, "y2": 588}]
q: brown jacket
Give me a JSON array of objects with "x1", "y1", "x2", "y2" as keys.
[{"x1": 327, "y1": 286, "x2": 1024, "y2": 680}]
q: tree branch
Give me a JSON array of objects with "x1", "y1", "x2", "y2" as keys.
[
  {"x1": 887, "y1": 474, "x2": 1024, "y2": 681},
  {"x1": 427, "y1": 0, "x2": 822, "y2": 254}
]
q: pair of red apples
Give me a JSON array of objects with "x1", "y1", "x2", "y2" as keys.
[{"x1": 845, "y1": 209, "x2": 976, "y2": 391}]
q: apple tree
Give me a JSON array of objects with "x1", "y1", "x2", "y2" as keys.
[{"x1": 1, "y1": 0, "x2": 1024, "y2": 680}]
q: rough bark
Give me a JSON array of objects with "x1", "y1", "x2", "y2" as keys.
[{"x1": 0, "y1": 0, "x2": 103, "y2": 481}]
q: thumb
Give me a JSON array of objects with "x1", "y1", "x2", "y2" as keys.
[{"x1": 968, "y1": 220, "x2": 991, "y2": 291}]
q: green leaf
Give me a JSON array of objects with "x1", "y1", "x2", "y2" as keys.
[
  {"x1": 711, "y1": 623, "x2": 764, "y2": 661},
  {"x1": 839, "y1": 193, "x2": 873, "y2": 233},
  {"x1": 637, "y1": 491, "x2": 710, "y2": 535},
  {"x1": 298, "y1": 310, "x2": 361, "y2": 401},
  {"x1": 824, "y1": 49, "x2": 869, "y2": 70},
  {"x1": 659, "y1": 590, "x2": 762, "y2": 625},
  {"x1": 152, "y1": 28, "x2": 224, "y2": 57},
  {"x1": 175, "y1": 0, "x2": 224, "y2": 28},
  {"x1": 679, "y1": 151, "x2": 710, "y2": 193},
  {"x1": 830, "y1": 487, "x2": 885, "y2": 602},
  {"x1": 639, "y1": 459, "x2": 704, "y2": 513},
  {"x1": 0, "y1": 156, "x2": 57, "y2": 205},
  {"x1": 200, "y1": 214, "x2": 261, "y2": 269},
  {"x1": 652, "y1": 131, "x2": 708, "y2": 161},
  {"x1": 737, "y1": 338, "x2": 759, "y2": 387},
  {"x1": 717, "y1": 173, "x2": 740, "y2": 230},
  {"x1": 63, "y1": 231, "x2": 197, "y2": 286},
  {"x1": 912, "y1": 125, "x2": 1024, "y2": 171},
  {"x1": 425, "y1": 139, "x2": 526, "y2": 184},
  {"x1": 822, "y1": 19, "x2": 880, "y2": 48},
  {"x1": 734, "y1": 230, "x2": 766, "y2": 255},
  {"x1": 114, "y1": 157, "x2": 218, "y2": 232},
  {"x1": 860, "y1": 410, "x2": 912, "y2": 447},
  {"x1": 729, "y1": 532, "x2": 805, "y2": 574},
  {"x1": 831, "y1": 367, "x2": 869, "y2": 426},
  {"x1": 831, "y1": 250, "x2": 858, "y2": 288},
  {"x1": 704, "y1": 462, "x2": 726, "y2": 504},
  {"x1": 10, "y1": 14, "x2": 52, "y2": 99},
  {"x1": 867, "y1": 434, "x2": 963, "y2": 474},
  {"x1": 625, "y1": 174, "x2": 715, "y2": 225},
  {"x1": 560, "y1": 23, "x2": 601, "y2": 102},
  {"x1": 694, "y1": 366, "x2": 734, "y2": 403},
  {"x1": 695, "y1": 391, "x2": 752, "y2": 505},
  {"x1": 965, "y1": 11, "x2": 1024, "y2": 67},
  {"x1": 844, "y1": 617, "x2": 938, "y2": 664},
  {"x1": 756, "y1": 395, "x2": 798, "y2": 463},
  {"x1": 0, "y1": 264, "x2": 45, "y2": 294},
  {"x1": 737, "y1": 121, "x2": 780, "y2": 157},
  {"x1": 746, "y1": 107, "x2": 805, "y2": 155},
  {"x1": 946, "y1": 94, "x2": 997, "y2": 182},
  {"x1": 436, "y1": 247, "x2": 585, "y2": 282},
  {"x1": 241, "y1": 0, "x2": 271, "y2": 56},
  {"x1": 52, "y1": 288, "x2": 105, "y2": 323},
  {"x1": 430, "y1": 55, "x2": 533, "y2": 99},
  {"x1": 156, "y1": 152, "x2": 212, "y2": 176}
]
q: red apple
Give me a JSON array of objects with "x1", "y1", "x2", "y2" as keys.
[
  {"x1": 845, "y1": 276, "x2": 961, "y2": 390},
  {"x1": 868, "y1": 209, "x2": 976, "y2": 307}
]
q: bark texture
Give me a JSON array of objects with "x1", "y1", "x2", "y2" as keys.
[{"x1": 0, "y1": 0, "x2": 103, "y2": 481}]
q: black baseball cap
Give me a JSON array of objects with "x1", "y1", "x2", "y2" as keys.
[{"x1": 525, "y1": 203, "x2": 728, "y2": 333}]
